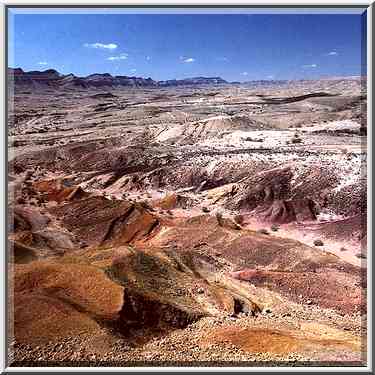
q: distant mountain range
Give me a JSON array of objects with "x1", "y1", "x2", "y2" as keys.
[
  {"x1": 8, "y1": 68, "x2": 365, "y2": 91},
  {"x1": 8, "y1": 68, "x2": 230, "y2": 89}
]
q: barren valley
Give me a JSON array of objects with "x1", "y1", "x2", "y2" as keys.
[{"x1": 7, "y1": 70, "x2": 367, "y2": 366}]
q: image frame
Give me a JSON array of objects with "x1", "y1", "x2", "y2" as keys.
[{"x1": 1, "y1": 1, "x2": 373, "y2": 373}]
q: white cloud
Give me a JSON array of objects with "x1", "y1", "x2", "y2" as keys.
[
  {"x1": 146, "y1": 56, "x2": 151, "y2": 61},
  {"x1": 327, "y1": 51, "x2": 338, "y2": 56},
  {"x1": 181, "y1": 57, "x2": 195, "y2": 63},
  {"x1": 84, "y1": 42, "x2": 118, "y2": 50},
  {"x1": 241, "y1": 72, "x2": 248, "y2": 76},
  {"x1": 107, "y1": 53, "x2": 128, "y2": 61},
  {"x1": 267, "y1": 75, "x2": 274, "y2": 79},
  {"x1": 302, "y1": 63, "x2": 318, "y2": 68},
  {"x1": 38, "y1": 61, "x2": 48, "y2": 66},
  {"x1": 130, "y1": 68, "x2": 137, "y2": 73}
]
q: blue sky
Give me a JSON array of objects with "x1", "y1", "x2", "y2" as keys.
[{"x1": 8, "y1": 10, "x2": 367, "y2": 81}]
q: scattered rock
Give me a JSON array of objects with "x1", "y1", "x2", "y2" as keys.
[
  {"x1": 257, "y1": 228, "x2": 270, "y2": 235},
  {"x1": 355, "y1": 253, "x2": 366, "y2": 259},
  {"x1": 313, "y1": 239, "x2": 324, "y2": 246}
]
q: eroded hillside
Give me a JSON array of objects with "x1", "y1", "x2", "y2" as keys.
[{"x1": 8, "y1": 77, "x2": 367, "y2": 366}]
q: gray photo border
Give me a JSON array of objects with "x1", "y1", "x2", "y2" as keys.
[{"x1": 1, "y1": 1, "x2": 373, "y2": 373}]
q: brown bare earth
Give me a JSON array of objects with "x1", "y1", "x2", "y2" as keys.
[{"x1": 7, "y1": 74, "x2": 366, "y2": 366}]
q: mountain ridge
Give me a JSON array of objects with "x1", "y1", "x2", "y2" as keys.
[
  {"x1": 8, "y1": 68, "x2": 365, "y2": 91},
  {"x1": 8, "y1": 67, "x2": 230, "y2": 89}
]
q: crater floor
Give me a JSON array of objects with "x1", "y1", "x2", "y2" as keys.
[{"x1": 8, "y1": 78, "x2": 367, "y2": 367}]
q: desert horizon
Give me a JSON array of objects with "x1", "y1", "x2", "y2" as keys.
[{"x1": 6, "y1": 7, "x2": 368, "y2": 369}]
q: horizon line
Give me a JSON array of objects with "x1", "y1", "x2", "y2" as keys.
[{"x1": 7, "y1": 66, "x2": 365, "y2": 84}]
